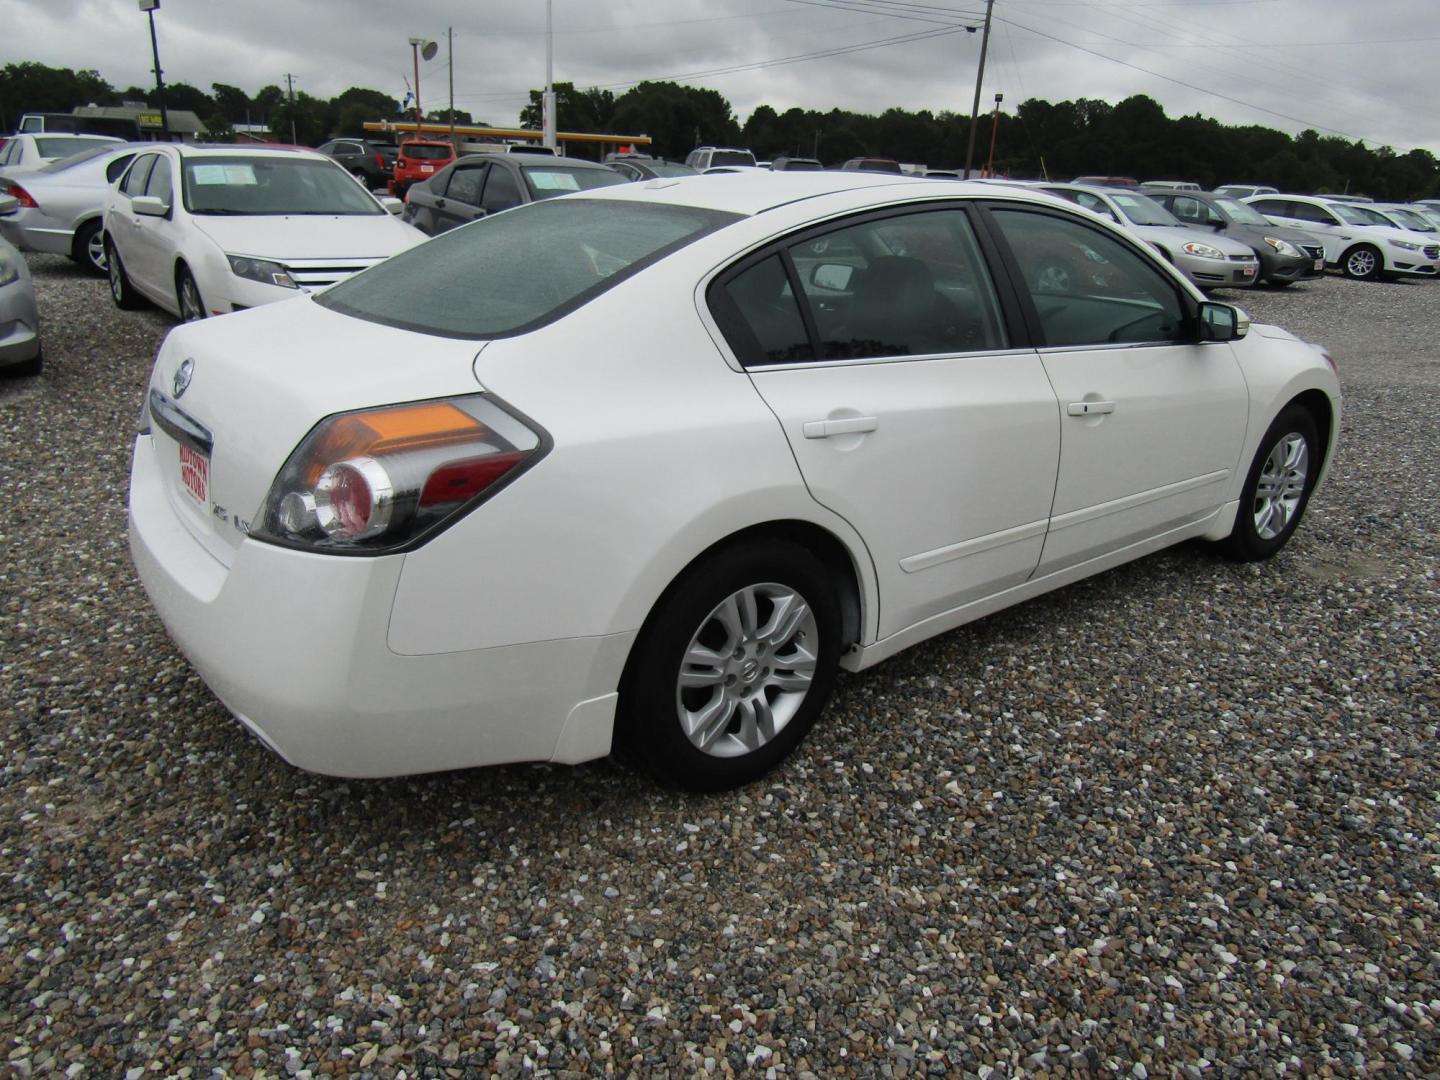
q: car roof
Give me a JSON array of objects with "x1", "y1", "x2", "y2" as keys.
[
  {"x1": 566, "y1": 171, "x2": 1050, "y2": 217},
  {"x1": 453, "y1": 152, "x2": 615, "y2": 170}
]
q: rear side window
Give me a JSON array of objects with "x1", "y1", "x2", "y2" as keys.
[
  {"x1": 318, "y1": 198, "x2": 739, "y2": 339},
  {"x1": 715, "y1": 256, "x2": 813, "y2": 365},
  {"x1": 991, "y1": 208, "x2": 1188, "y2": 347}
]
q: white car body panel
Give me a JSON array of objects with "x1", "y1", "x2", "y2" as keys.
[{"x1": 128, "y1": 173, "x2": 1342, "y2": 778}]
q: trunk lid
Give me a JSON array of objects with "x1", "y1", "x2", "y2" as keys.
[{"x1": 143, "y1": 296, "x2": 486, "y2": 567}]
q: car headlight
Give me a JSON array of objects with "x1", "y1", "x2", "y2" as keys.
[
  {"x1": 0, "y1": 249, "x2": 18, "y2": 287},
  {"x1": 1387, "y1": 239, "x2": 1420, "y2": 252},
  {"x1": 227, "y1": 255, "x2": 298, "y2": 289},
  {"x1": 1262, "y1": 237, "x2": 1301, "y2": 257},
  {"x1": 1181, "y1": 242, "x2": 1226, "y2": 259}
]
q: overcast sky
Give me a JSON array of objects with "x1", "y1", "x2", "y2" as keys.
[{"x1": 4, "y1": 0, "x2": 1438, "y2": 157}]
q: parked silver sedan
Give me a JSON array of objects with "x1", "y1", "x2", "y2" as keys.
[
  {"x1": 0, "y1": 143, "x2": 148, "y2": 275},
  {"x1": 0, "y1": 234, "x2": 42, "y2": 377}
]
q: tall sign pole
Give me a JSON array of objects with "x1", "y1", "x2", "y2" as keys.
[
  {"x1": 409, "y1": 38, "x2": 423, "y2": 132},
  {"x1": 138, "y1": 0, "x2": 170, "y2": 139},
  {"x1": 962, "y1": 0, "x2": 995, "y2": 180},
  {"x1": 448, "y1": 27, "x2": 455, "y2": 144},
  {"x1": 542, "y1": 0, "x2": 557, "y2": 150}
]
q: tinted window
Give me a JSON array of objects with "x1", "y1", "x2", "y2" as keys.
[
  {"x1": 717, "y1": 256, "x2": 813, "y2": 366},
  {"x1": 122, "y1": 154, "x2": 157, "y2": 196},
  {"x1": 145, "y1": 155, "x2": 173, "y2": 204},
  {"x1": 711, "y1": 150, "x2": 756, "y2": 167},
  {"x1": 791, "y1": 208, "x2": 1008, "y2": 359},
  {"x1": 1287, "y1": 202, "x2": 1338, "y2": 225},
  {"x1": 444, "y1": 165, "x2": 487, "y2": 206},
  {"x1": 35, "y1": 136, "x2": 116, "y2": 159},
  {"x1": 317, "y1": 198, "x2": 739, "y2": 339},
  {"x1": 521, "y1": 166, "x2": 627, "y2": 199},
  {"x1": 1109, "y1": 192, "x2": 1179, "y2": 226},
  {"x1": 104, "y1": 153, "x2": 136, "y2": 183},
  {"x1": 404, "y1": 144, "x2": 453, "y2": 160},
  {"x1": 1169, "y1": 196, "x2": 1220, "y2": 226},
  {"x1": 481, "y1": 166, "x2": 523, "y2": 213},
  {"x1": 992, "y1": 208, "x2": 1188, "y2": 347}
]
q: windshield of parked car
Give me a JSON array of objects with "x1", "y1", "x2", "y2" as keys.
[
  {"x1": 402, "y1": 143, "x2": 453, "y2": 160},
  {"x1": 181, "y1": 156, "x2": 384, "y2": 215},
  {"x1": 36, "y1": 136, "x2": 118, "y2": 159},
  {"x1": 1380, "y1": 208, "x2": 1435, "y2": 231},
  {"x1": 520, "y1": 165, "x2": 628, "y2": 199},
  {"x1": 645, "y1": 162, "x2": 699, "y2": 177},
  {"x1": 1213, "y1": 197, "x2": 1271, "y2": 226},
  {"x1": 711, "y1": 150, "x2": 757, "y2": 167},
  {"x1": 317, "y1": 198, "x2": 739, "y2": 339},
  {"x1": 1109, "y1": 192, "x2": 1181, "y2": 226},
  {"x1": 1328, "y1": 202, "x2": 1375, "y2": 226}
]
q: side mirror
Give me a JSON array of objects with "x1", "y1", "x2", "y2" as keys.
[
  {"x1": 1197, "y1": 300, "x2": 1249, "y2": 342},
  {"x1": 811, "y1": 263, "x2": 855, "y2": 291},
  {"x1": 378, "y1": 196, "x2": 404, "y2": 215},
  {"x1": 132, "y1": 195, "x2": 169, "y2": 217}
]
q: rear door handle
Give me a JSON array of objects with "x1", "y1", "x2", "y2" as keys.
[
  {"x1": 1067, "y1": 400, "x2": 1115, "y2": 416},
  {"x1": 803, "y1": 415, "x2": 878, "y2": 439}
]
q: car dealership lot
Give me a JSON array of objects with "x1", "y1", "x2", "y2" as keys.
[{"x1": 2, "y1": 256, "x2": 1436, "y2": 1075}]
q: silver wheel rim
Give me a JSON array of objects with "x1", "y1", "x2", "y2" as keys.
[
  {"x1": 87, "y1": 229, "x2": 107, "y2": 272},
  {"x1": 676, "y1": 582, "x2": 819, "y2": 758},
  {"x1": 179, "y1": 275, "x2": 204, "y2": 321},
  {"x1": 1036, "y1": 264, "x2": 1070, "y2": 293},
  {"x1": 1347, "y1": 249, "x2": 1375, "y2": 277},
  {"x1": 108, "y1": 252, "x2": 123, "y2": 301},
  {"x1": 1253, "y1": 431, "x2": 1309, "y2": 540}
]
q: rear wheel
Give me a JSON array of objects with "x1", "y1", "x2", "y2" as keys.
[
  {"x1": 1217, "y1": 404, "x2": 1320, "y2": 562},
  {"x1": 72, "y1": 219, "x2": 107, "y2": 275},
  {"x1": 176, "y1": 265, "x2": 206, "y2": 322},
  {"x1": 620, "y1": 541, "x2": 841, "y2": 791},
  {"x1": 1341, "y1": 244, "x2": 1382, "y2": 281},
  {"x1": 107, "y1": 239, "x2": 144, "y2": 310}
]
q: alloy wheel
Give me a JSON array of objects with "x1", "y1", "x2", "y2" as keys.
[
  {"x1": 1252, "y1": 431, "x2": 1309, "y2": 540},
  {"x1": 87, "y1": 229, "x2": 108, "y2": 273},
  {"x1": 179, "y1": 274, "x2": 205, "y2": 322},
  {"x1": 1345, "y1": 249, "x2": 1376, "y2": 278}
]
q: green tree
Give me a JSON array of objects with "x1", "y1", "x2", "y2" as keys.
[
  {"x1": 0, "y1": 62, "x2": 117, "y2": 126},
  {"x1": 210, "y1": 83, "x2": 251, "y2": 123},
  {"x1": 609, "y1": 81, "x2": 738, "y2": 159}
]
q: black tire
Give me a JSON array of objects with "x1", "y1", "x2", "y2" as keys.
[
  {"x1": 3, "y1": 346, "x2": 42, "y2": 378},
  {"x1": 176, "y1": 265, "x2": 206, "y2": 322},
  {"x1": 1340, "y1": 244, "x2": 1382, "y2": 281},
  {"x1": 106, "y1": 238, "x2": 144, "y2": 310},
  {"x1": 619, "y1": 540, "x2": 841, "y2": 791},
  {"x1": 72, "y1": 219, "x2": 107, "y2": 276},
  {"x1": 1266, "y1": 278, "x2": 1294, "y2": 289},
  {"x1": 1217, "y1": 404, "x2": 1321, "y2": 562}
]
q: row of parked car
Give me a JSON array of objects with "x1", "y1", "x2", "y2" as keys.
[{"x1": 1, "y1": 131, "x2": 1438, "y2": 380}]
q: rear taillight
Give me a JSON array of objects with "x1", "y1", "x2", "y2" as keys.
[
  {"x1": 6, "y1": 182, "x2": 37, "y2": 209},
  {"x1": 252, "y1": 395, "x2": 546, "y2": 554}
]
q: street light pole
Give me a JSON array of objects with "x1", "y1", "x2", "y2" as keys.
[
  {"x1": 986, "y1": 91, "x2": 1003, "y2": 177},
  {"x1": 542, "y1": 0, "x2": 557, "y2": 150},
  {"x1": 962, "y1": 0, "x2": 994, "y2": 180},
  {"x1": 409, "y1": 37, "x2": 424, "y2": 133},
  {"x1": 138, "y1": 0, "x2": 170, "y2": 140}
]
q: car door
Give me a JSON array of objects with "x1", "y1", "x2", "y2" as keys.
[
  {"x1": 434, "y1": 162, "x2": 490, "y2": 233},
  {"x1": 110, "y1": 152, "x2": 159, "y2": 294},
  {"x1": 710, "y1": 205, "x2": 1060, "y2": 639},
  {"x1": 125, "y1": 153, "x2": 181, "y2": 303},
  {"x1": 986, "y1": 205, "x2": 1249, "y2": 575}
]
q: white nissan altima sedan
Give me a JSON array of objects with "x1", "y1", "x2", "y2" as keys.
[{"x1": 128, "y1": 173, "x2": 1341, "y2": 791}]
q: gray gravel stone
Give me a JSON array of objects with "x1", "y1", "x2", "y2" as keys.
[{"x1": 1, "y1": 257, "x2": 1437, "y2": 1075}]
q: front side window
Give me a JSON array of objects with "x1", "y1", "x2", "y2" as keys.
[
  {"x1": 318, "y1": 198, "x2": 738, "y2": 339},
  {"x1": 444, "y1": 164, "x2": 487, "y2": 206},
  {"x1": 145, "y1": 154, "x2": 173, "y2": 205},
  {"x1": 992, "y1": 208, "x2": 1188, "y2": 347},
  {"x1": 481, "y1": 166, "x2": 523, "y2": 213},
  {"x1": 1288, "y1": 202, "x2": 1339, "y2": 225},
  {"x1": 180, "y1": 156, "x2": 383, "y2": 215},
  {"x1": 121, "y1": 154, "x2": 157, "y2": 196}
]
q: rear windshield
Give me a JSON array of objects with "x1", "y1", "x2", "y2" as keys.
[
  {"x1": 39, "y1": 144, "x2": 128, "y2": 172},
  {"x1": 646, "y1": 162, "x2": 698, "y2": 177},
  {"x1": 403, "y1": 144, "x2": 453, "y2": 160},
  {"x1": 181, "y1": 156, "x2": 383, "y2": 215},
  {"x1": 316, "y1": 198, "x2": 739, "y2": 339},
  {"x1": 36, "y1": 136, "x2": 117, "y2": 159},
  {"x1": 521, "y1": 165, "x2": 628, "y2": 199},
  {"x1": 711, "y1": 150, "x2": 756, "y2": 167}
]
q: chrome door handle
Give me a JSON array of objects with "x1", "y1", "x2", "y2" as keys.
[
  {"x1": 803, "y1": 415, "x2": 879, "y2": 439},
  {"x1": 1067, "y1": 400, "x2": 1115, "y2": 417}
]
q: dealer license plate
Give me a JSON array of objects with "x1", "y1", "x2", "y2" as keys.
[
  {"x1": 179, "y1": 444, "x2": 209, "y2": 506},
  {"x1": 1314, "y1": 258, "x2": 1325, "y2": 271},
  {"x1": 421, "y1": 164, "x2": 434, "y2": 173}
]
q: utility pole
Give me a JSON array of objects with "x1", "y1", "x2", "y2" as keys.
[
  {"x1": 284, "y1": 72, "x2": 297, "y2": 144},
  {"x1": 962, "y1": 0, "x2": 995, "y2": 180},
  {"x1": 542, "y1": 0, "x2": 557, "y2": 149},
  {"x1": 448, "y1": 26, "x2": 455, "y2": 144},
  {"x1": 138, "y1": 1, "x2": 170, "y2": 140}
]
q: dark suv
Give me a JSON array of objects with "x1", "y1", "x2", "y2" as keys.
[{"x1": 316, "y1": 138, "x2": 395, "y2": 187}]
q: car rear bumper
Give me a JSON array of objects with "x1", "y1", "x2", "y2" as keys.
[
  {"x1": 0, "y1": 215, "x2": 72, "y2": 256},
  {"x1": 128, "y1": 434, "x2": 632, "y2": 777}
]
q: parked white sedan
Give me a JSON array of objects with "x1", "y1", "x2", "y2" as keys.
[
  {"x1": 103, "y1": 144, "x2": 423, "y2": 321},
  {"x1": 128, "y1": 175, "x2": 1341, "y2": 790}
]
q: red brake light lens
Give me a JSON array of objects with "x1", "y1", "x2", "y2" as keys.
[
  {"x1": 252, "y1": 395, "x2": 545, "y2": 554},
  {"x1": 6, "y1": 182, "x2": 37, "y2": 209}
]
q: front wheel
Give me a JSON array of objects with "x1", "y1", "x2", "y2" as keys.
[
  {"x1": 1217, "y1": 404, "x2": 1320, "y2": 562},
  {"x1": 619, "y1": 541, "x2": 841, "y2": 791},
  {"x1": 107, "y1": 239, "x2": 144, "y2": 310},
  {"x1": 1341, "y1": 244, "x2": 1382, "y2": 281},
  {"x1": 176, "y1": 265, "x2": 206, "y2": 322}
]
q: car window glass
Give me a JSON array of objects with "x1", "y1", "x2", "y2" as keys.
[
  {"x1": 992, "y1": 208, "x2": 1188, "y2": 347},
  {"x1": 144, "y1": 155, "x2": 173, "y2": 204},
  {"x1": 445, "y1": 165, "x2": 487, "y2": 206},
  {"x1": 122, "y1": 154, "x2": 157, "y2": 196},
  {"x1": 790, "y1": 208, "x2": 1009, "y2": 360},
  {"x1": 715, "y1": 255, "x2": 813, "y2": 366},
  {"x1": 0, "y1": 143, "x2": 14, "y2": 164},
  {"x1": 1291, "y1": 202, "x2": 1337, "y2": 225},
  {"x1": 481, "y1": 166, "x2": 523, "y2": 212},
  {"x1": 105, "y1": 153, "x2": 136, "y2": 183}
]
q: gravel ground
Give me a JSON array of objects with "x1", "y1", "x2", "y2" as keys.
[{"x1": 1, "y1": 259, "x2": 1437, "y2": 1078}]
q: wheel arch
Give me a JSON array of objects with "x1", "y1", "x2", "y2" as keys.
[
  {"x1": 68, "y1": 215, "x2": 103, "y2": 261},
  {"x1": 1290, "y1": 386, "x2": 1336, "y2": 473}
]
